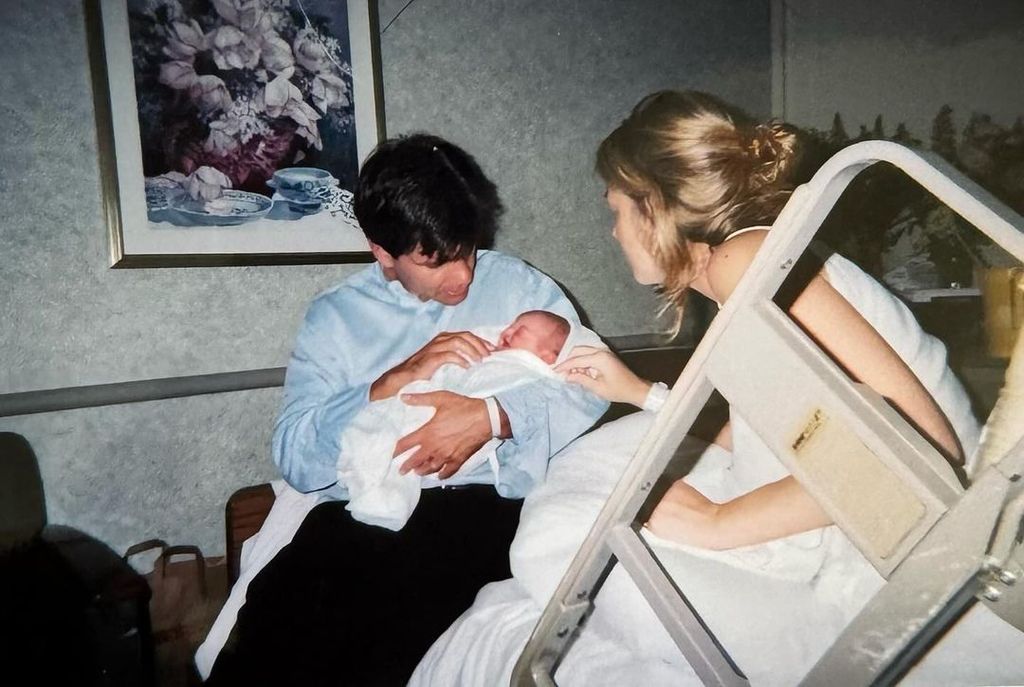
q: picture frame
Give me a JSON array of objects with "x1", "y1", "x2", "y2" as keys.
[{"x1": 88, "y1": 0, "x2": 384, "y2": 267}]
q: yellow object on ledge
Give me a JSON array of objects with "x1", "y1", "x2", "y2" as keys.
[{"x1": 979, "y1": 266, "x2": 1024, "y2": 359}]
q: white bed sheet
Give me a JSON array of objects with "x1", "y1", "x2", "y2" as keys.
[
  {"x1": 412, "y1": 412, "x2": 1024, "y2": 686},
  {"x1": 409, "y1": 578, "x2": 692, "y2": 687}
]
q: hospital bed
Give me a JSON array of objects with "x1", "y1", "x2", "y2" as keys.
[{"x1": 512, "y1": 141, "x2": 1024, "y2": 686}]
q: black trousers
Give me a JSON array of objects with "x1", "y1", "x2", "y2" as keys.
[{"x1": 207, "y1": 485, "x2": 523, "y2": 686}]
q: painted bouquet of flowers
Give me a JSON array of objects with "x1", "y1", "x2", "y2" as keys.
[{"x1": 130, "y1": 0, "x2": 357, "y2": 200}]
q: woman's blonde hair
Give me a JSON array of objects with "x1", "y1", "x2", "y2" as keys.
[{"x1": 596, "y1": 90, "x2": 802, "y2": 329}]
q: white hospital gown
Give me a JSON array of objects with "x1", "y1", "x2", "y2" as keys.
[{"x1": 644, "y1": 246, "x2": 982, "y2": 585}]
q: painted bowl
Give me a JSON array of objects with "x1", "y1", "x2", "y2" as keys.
[{"x1": 171, "y1": 190, "x2": 273, "y2": 226}]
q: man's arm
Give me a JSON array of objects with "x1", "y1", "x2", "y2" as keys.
[
  {"x1": 272, "y1": 301, "x2": 369, "y2": 493},
  {"x1": 277, "y1": 294, "x2": 502, "y2": 491},
  {"x1": 369, "y1": 331, "x2": 494, "y2": 401}
]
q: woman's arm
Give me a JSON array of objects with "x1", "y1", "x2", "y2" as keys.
[
  {"x1": 647, "y1": 476, "x2": 830, "y2": 550},
  {"x1": 707, "y1": 231, "x2": 962, "y2": 461},
  {"x1": 649, "y1": 230, "x2": 964, "y2": 549}
]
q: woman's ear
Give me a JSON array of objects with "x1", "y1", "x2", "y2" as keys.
[
  {"x1": 636, "y1": 195, "x2": 656, "y2": 223},
  {"x1": 689, "y1": 242, "x2": 713, "y2": 278},
  {"x1": 688, "y1": 241, "x2": 712, "y2": 268}
]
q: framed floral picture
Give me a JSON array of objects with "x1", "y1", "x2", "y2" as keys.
[{"x1": 89, "y1": 0, "x2": 383, "y2": 267}]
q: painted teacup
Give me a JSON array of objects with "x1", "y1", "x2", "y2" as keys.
[{"x1": 267, "y1": 167, "x2": 338, "y2": 201}]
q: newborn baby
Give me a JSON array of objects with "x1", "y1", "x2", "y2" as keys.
[
  {"x1": 493, "y1": 309, "x2": 569, "y2": 364},
  {"x1": 338, "y1": 310, "x2": 573, "y2": 530}
]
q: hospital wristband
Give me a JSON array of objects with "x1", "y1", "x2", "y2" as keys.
[
  {"x1": 642, "y1": 381, "x2": 670, "y2": 413},
  {"x1": 484, "y1": 396, "x2": 502, "y2": 437}
]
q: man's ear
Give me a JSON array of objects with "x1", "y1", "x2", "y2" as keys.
[{"x1": 368, "y1": 241, "x2": 395, "y2": 268}]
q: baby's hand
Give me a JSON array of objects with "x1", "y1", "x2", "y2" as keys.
[{"x1": 554, "y1": 346, "x2": 651, "y2": 407}]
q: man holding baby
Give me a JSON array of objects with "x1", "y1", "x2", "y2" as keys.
[{"x1": 206, "y1": 133, "x2": 607, "y2": 685}]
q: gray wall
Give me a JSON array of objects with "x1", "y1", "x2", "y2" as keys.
[
  {"x1": 779, "y1": 0, "x2": 1024, "y2": 135},
  {"x1": 377, "y1": 0, "x2": 770, "y2": 335},
  {"x1": 0, "y1": 0, "x2": 770, "y2": 555}
]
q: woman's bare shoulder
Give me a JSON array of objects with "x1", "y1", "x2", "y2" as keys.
[{"x1": 704, "y1": 229, "x2": 768, "y2": 302}]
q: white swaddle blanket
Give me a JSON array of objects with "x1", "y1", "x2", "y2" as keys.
[{"x1": 339, "y1": 327, "x2": 562, "y2": 530}]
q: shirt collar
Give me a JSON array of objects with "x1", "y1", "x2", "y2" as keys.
[{"x1": 370, "y1": 262, "x2": 445, "y2": 314}]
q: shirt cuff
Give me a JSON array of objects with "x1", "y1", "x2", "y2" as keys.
[{"x1": 484, "y1": 396, "x2": 502, "y2": 437}]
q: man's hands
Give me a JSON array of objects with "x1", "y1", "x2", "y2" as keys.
[
  {"x1": 394, "y1": 391, "x2": 493, "y2": 479},
  {"x1": 372, "y1": 330, "x2": 508, "y2": 480},
  {"x1": 370, "y1": 331, "x2": 494, "y2": 401}
]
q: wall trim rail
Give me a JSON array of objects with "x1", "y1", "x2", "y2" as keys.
[
  {"x1": 0, "y1": 368, "x2": 286, "y2": 418},
  {"x1": 0, "y1": 336, "x2": 690, "y2": 418}
]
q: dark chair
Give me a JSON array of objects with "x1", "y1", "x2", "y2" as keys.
[
  {"x1": 224, "y1": 483, "x2": 276, "y2": 587},
  {"x1": 0, "y1": 432, "x2": 155, "y2": 687}
]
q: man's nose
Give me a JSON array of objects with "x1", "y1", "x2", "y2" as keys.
[{"x1": 447, "y1": 258, "x2": 473, "y2": 287}]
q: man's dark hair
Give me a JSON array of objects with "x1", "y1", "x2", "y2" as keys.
[{"x1": 353, "y1": 133, "x2": 504, "y2": 261}]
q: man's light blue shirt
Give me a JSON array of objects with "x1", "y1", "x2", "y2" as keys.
[{"x1": 272, "y1": 250, "x2": 609, "y2": 500}]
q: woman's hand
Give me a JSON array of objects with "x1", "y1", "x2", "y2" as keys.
[
  {"x1": 645, "y1": 480, "x2": 724, "y2": 550},
  {"x1": 554, "y1": 345, "x2": 651, "y2": 407}
]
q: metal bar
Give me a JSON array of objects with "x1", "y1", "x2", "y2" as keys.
[
  {"x1": 510, "y1": 595, "x2": 594, "y2": 687},
  {"x1": 0, "y1": 368, "x2": 286, "y2": 417},
  {"x1": 0, "y1": 339, "x2": 685, "y2": 419},
  {"x1": 607, "y1": 526, "x2": 747, "y2": 686},
  {"x1": 708, "y1": 302, "x2": 960, "y2": 576},
  {"x1": 512, "y1": 376, "x2": 718, "y2": 685}
]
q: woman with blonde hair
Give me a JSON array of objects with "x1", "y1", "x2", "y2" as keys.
[{"x1": 557, "y1": 90, "x2": 980, "y2": 550}]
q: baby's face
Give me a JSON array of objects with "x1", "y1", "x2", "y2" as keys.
[{"x1": 497, "y1": 313, "x2": 566, "y2": 364}]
